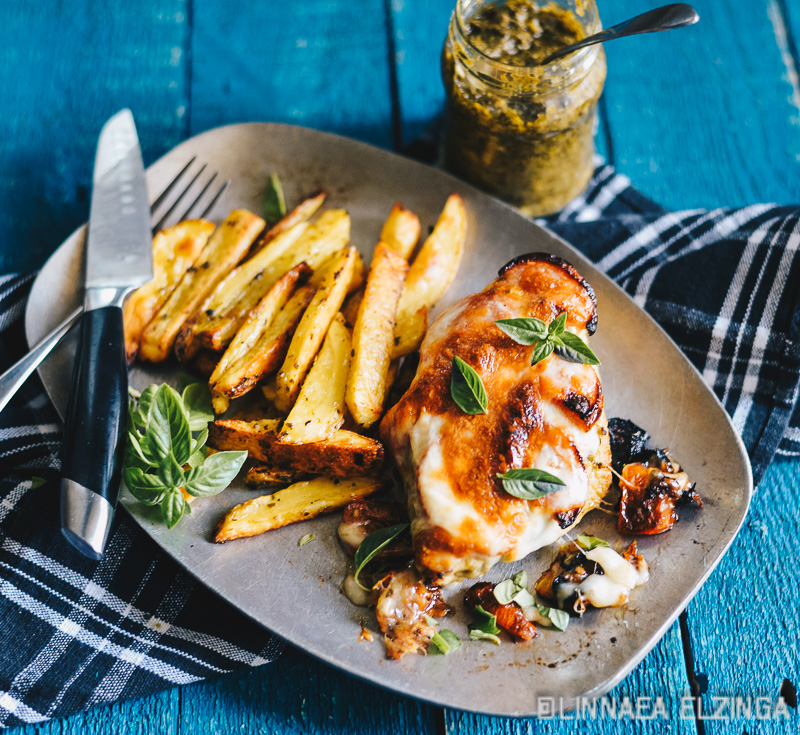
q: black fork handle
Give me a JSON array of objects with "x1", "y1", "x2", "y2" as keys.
[{"x1": 60, "y1": 305, "x2": 127, "y2": 559}]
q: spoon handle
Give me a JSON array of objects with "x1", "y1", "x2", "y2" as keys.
[{"x1": 540, "y1": 4, "x2": 699, "y2": 65}]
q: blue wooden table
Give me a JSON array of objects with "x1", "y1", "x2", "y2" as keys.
[{"x1": 1, "y1": 1, "x2": 799, "y2": 732}]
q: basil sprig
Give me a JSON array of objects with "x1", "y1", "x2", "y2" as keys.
[
  {"x1": 493, "y1": 570, "x2": 535, "y2": 608},
  {"x1": 298, "y1": 533, "x2": 315, "y2": 547},
  {"x1": 450, "y1": 356, "x2": 488, "y2": 414},
  {"x1": 263, "y1": 172, "x2": 287, "y2": 225},
  {"x1": 495, "y1": 312, "x2": 600, "y2": 366},
  {"x1": 496, "y1": 468, "x2": 565, "y2": 500},
  {"x1": 123, "y1": 382, "x2": 247, "y2": 529},
  {"x1": 535, "y1": 603, "x2": 570, "y2": 632},
  {"x1": 576, "y1": 534, "x2": 609, "y2": 551},
  {"x1": 353, "y1": 523, "x2": 410, "y2": 589},
  {"x1": 468, "y1": 605, "x2": 501, "y2": 645},
  {"x1": 424, "y1": 615, "x2": 462, "y2": 655}
]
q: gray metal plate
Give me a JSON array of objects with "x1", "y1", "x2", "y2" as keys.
[{"x1": 25, "y1": 122, "x2": 752, "y2": 717}]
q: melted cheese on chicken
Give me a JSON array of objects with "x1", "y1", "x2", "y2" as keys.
[{"x1": 381, "y1": 254, "x2": 613, "y2": 586}]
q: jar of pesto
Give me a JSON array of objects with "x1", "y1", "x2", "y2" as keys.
[{"x1": 442, "y1": 0, "x2": 606, "y2": 217}]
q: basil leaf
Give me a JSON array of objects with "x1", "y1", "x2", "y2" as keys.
[
  {"x1": 125, "y1": 430, "x2": 156, "y2": 471},
  {"x1": 123, "y1": 467, "x2": 168, "y2": 505},
  {"x1": 494, "y1": 318, "x2": 548, "y2": 344},
  {"x1": 450, "y1": 356, "x2": 488, "y2": 415},
  {"x1": 555, "y1": 331, "x2": 601, "y2": 366},
  {"x1": 353, "y1": 523, "x2": 410, "y2": 589},
  {"x1": 160, "y1": 488, "x2": 187, "y2": 529},
  {"x1": 30, "y1": 476, "x2": 47, "y2": 489},
  {"x1": 471, "y1": 605, "x2": 500, "y2": 634},
  {"x1": 424, "y1": 616, "x2": 462, "y2": 655},
  {"x1": 536, "y1": 603, "x2": 570, "y2": 632},
  {"x1": 157, "y1": 453, "x2": 186, "y2": 490},
  {"x1": 187, "y1": 428, "x2": 209, "y2": 468},
  {"x1": 137, "y1": 384, "x2": 159, "y2": 424},
  {"x1": 263, "y1": 172, "x2": 287, "y2": 225},
  {"x1": 513, "y1": 588, "x2": 536, "y2": 608},
  {"x1": 149, "y1": 385, "x2": 191, "y2": 463},
  {"x1": 469, "y1": 629, "x2": 501, "y2": 645},
  {"x1": 183, "y1": 450, "x2": 247, "y2": 497},
  {"x1": 548, "y1": 312, "x2": 567, "y2": 337},
  {"x1": 530, "y1": 339, "x2": 555, "y2": 366},
  {"x1": 576, "y1": 534, "x2": 609, "y2": 551},
  {"x1": 299, "y1": 533, "x2": 315, "y2": 546},
  {"x1": 496, "y1": 468, "x2": 565, "y2": 500},
  {"x1": 493, "y1": 579, "x2": 518, "y2": 605},
  {"x1": 512, "y1": 570, "x2": 528, "y2": 588},
  {"x1": 182, "y1": 382, "x2": 214, "y2": 432}
]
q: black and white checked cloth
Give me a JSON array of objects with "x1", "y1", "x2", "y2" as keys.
[{"x1": 0, "y1": 163, "x2": 798, "y2": 727}]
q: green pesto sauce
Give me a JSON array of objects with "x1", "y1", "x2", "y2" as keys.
[
  {"x1": 465, "y1": 0, "x2": 584, "y2": 66},
  {"x1": 442, "y1": 0, "x2": 606, "y2": 217}
]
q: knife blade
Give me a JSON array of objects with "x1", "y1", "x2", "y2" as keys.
[{"x1": 60, "y1": 109, "x2": 152, "y2": 559}]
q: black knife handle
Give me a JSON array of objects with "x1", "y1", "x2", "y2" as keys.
[{"x1": 60, "y1": 305, "x2": 127, "y2": 558}]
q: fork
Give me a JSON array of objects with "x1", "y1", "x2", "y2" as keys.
[{"x1": 0, "y1": 159, "x2": 230, "y2": 414}]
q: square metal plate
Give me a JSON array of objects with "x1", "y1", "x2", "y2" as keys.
[{"x1": 25, "y1": 123, "x2": 752, "y2": 717}]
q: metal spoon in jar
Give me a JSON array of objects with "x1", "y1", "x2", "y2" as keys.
[{"x1": 538, "y1": 3, "x2": 699, "y2": 66}]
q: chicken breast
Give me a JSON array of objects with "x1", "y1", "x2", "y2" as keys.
[{"x1": 380, "y1": 253, "x2": 613, "y2": 586}]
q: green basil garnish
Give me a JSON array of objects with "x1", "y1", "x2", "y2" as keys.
[
  {"x1": 535, "y1": 603, "x2": 570, "y2": 631},
  {"x1": 424, "y1": 615, "x2": 462, "y2": 655},
  {"x1": 495, "y1": 311, "x2": 600, "y2": 366},
  {"x1": 353, "y1": 523, "x2": 410, "y2": 589},
  {"x1": 496, "y1": 468, "x2": 565, "y2": 500},
  {"x1": 263, "y1": 172, "x2": 287, "y2": 225},
  {"x1": 299, "y1": 533, "x2": 315, "y2": 547},
  {"x1": 468, "y1": 605, "x2": 501, "y2": 645},
  {"x1": 576, "y1": 534, "x2": 609, "y2": 551},
  {"x1": 493, "y1": 570, "x2": 535, "y2": 608},
  {"x1": 450, "y1": 356, "x2": 488, "y2": 415},
  {"x1": 122, "y1": 381, "x2": 246, "y2": 529}
]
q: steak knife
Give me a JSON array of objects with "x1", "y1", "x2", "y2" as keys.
[{"x1": 60, "y1": 109, "x2": 153, "y2": 559}]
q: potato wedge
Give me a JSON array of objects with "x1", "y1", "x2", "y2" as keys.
[
  {"x1": 346, "y1": 243, "x2": 408, "y2": 428},
  {"x1": 394, "y1": 193, "x2": 466, "y2": 341},
  {"x1": 380, "y1": 203, "x2": 420, "y2": 260},
  {"x1": 390, "y1": 305, "x2": 428, "y2": 360},
  {"x1": 175, "y1": 221, "x2": 311, "y2": 359},
  {"x1": 210, "y1": 278, "x2": 315, "y2": 413},
  {"x1": 139, "y1": 209, "x2": 265, "y2": 362},
  {"x1": 245, "y1": 465, "x2": 310, "y2": 489},
  {"x1": 250, "y1": 191, "x2": 327, "y2": 255},
  {"x1": 275, "y1": 247, "x2": 358, "y2": 412},
  {"x1": 341, "y1": 287, "x2": 364, "y2": 327},
  {"x1": 279, "y1": 313, "x2": 350, "y2": 444},
  {"x1": 208, "y1": 419, "x2": 384, "y2": 477},
  {"x1": 123, "y1": 220, "x2": 215, "y2": 362},
  {"x1": 215, "y1": 476, "x2": 381, "y2": 542}
]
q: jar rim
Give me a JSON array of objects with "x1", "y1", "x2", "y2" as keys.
[{"x1": 453, "y1": 0, "x2": 601, "y2": 78}]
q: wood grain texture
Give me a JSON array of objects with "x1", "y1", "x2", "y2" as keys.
[
  {"x1": 0, "y1": 0, "x2": 189, "y2": 272},
  {"x1": 599, "y1": 0, "x2": 800, "y2": 210},
  {"x1": 190, "y1": 0, "x2": 394, "y2": 147},
  {"x1": 174, "y1": 645, "x2": 439, "y2": 734},
  {"x1": 681, "y1": 458, "x2": 800, "y2": 734}
]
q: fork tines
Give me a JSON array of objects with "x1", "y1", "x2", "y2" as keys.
[{"x1": 149, "y1": 157, "x2": 230, "y2": 232}]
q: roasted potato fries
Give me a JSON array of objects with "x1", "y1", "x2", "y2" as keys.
[
  {"x1": 123, "y1": 219, "x2": 215, "y2": 362},
  {"x1": 275, "y1": 247, "x2": 358, "y2": 412},
  {"x1": 279, "y1": 313, "x2": 351, "y2": 444},
  {"x1": 139, "y1": 209, "x2": 265, "y2": 362},
  {"x1": 208, "y1": 419, "x2": 385, "y2": 477},
  {"x1": 250, "y1": 191, "x2": 327, "y2": 254},
  {"x1": 210, "y1": 271, "x2": 314, "y2": 413},
  {"x1": 346, "y1": 243, "x2": 408, "y2": 428},
  {"x1": 380, "y1": 203, "x2": 420, "y2": 260},
  {"x1": 215, "y1": 476, "x2": 381, "y2": 542},
  {"x1": 394, "y1": 193, "x2": 466, "y2": 350},
  {"x1": 245, "y1": 465, "x2": 309, "y2": 489}
]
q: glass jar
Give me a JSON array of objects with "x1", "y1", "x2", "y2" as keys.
[{"x1": 442, "y1": 0, "x2": 606, "y2": 217}]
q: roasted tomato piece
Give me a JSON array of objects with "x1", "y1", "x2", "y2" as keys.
[{"x1": 464, "y1": 582, "x2": 537, "y2": 641}]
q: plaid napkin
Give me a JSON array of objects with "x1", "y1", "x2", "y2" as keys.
[{"x1": 0, "y1": 163, "x2": 799, "y2": 727}]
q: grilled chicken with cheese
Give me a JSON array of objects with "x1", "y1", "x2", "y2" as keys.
[{"x1": 381, "y1": 253, "x2": 613, "y2": 586}]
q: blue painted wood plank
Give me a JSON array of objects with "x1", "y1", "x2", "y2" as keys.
[
  {"x1": 681, "y1": 459, "x2": 800, "y2": 734},
  {"x1": 190, "y1": 0, "x2": 395, "y2": 148},
  {"x1": 0, "y1": 0, "x2": 189, "y2": 272},
  {"x1": 600, "y1": 0, "x2": 800, "y2": 210},
  {"x1": 175, "y1": 645, "x2": 439, "y2": 734}
]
